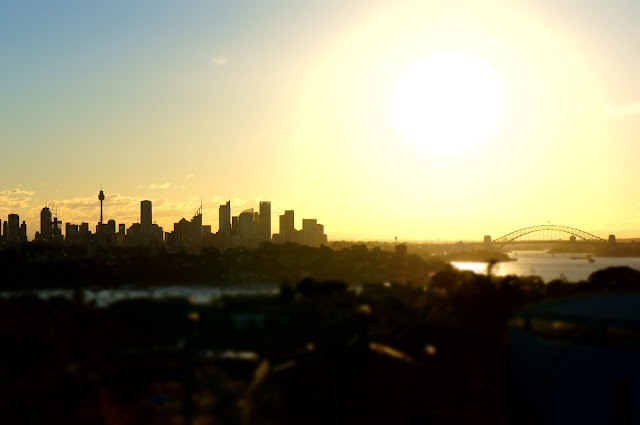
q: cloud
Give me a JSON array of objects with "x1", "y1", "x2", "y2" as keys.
[
  {"x1": 138, "y1": 183, "x2": 186, "y2": 190},
  {"x1": 1, "y1": 188, "x2": 35, "y2": 196},
  {"x1": 211, "y1": 56, "x2": 229, "y2": 66},
  {"x1": 184, "y1": 174, "x2": 196, "y2": 180},
  {"x1": 605, "y1": 103, "x2": 640, "y2": 116},
  {"x1": 0, "y1": 188, "x2": 35, "y2": 213}
]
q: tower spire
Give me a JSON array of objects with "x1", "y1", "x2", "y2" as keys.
[{"x1": 98, "y1": 186, "x2": 105, "y2": 226}]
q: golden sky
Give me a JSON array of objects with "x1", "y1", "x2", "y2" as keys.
[{"x1": 2, "y1": 0, "x2": 639, "y2": 241}]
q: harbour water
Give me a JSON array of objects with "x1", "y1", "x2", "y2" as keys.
[{"x1": 452, "y1": 251, "x2": 640, "y2": 282}]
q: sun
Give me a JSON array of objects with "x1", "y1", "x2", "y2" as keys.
[{"x1": 393, "y1": 52, "x2": 504, "y2": 153}]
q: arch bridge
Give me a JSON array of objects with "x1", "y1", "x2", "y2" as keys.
[{"x1": 491, "y1": 224, "x2": 607, "y2": 248}]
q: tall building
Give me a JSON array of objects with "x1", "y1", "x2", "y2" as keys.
[
  {"x1": 188, "y1": 207, "x2": 203, "y2": 243},
  {"x1": 219, "y1": 201, "x2": 231, "y2": 235},
  {"x1": 232, "y1": 216, "x2": 239, "y2": 234},
  {"x1": 141, "y1": 200, "x2": 152, "y2": 237},
  {"x1": 258, "y1": 201, "x2": 271, "y2": 241},
  {"x1": 6, "y1": 214, "x2": 20, "y2": 244},
  {"x1": 40, "y1": 206, "x2": 53, "y2": 240},
  {"x1": 279, "y1": 210, "x2": 295, "y2": 242},
  {"x1": 65, "y1": 223, "x2": 79, "y2": 243},
  {"x1": 165, "y1": 207, "x2": 203, "y2": 250},
  {"x1": 302, "y1": 218, "x2": 328, "y2": 247},
  {"x1": 20, "y1": 221, "x2": 27, "y2": 242},
  {"x1": 239, "y1": 209, "x2": 256, "y2": 240},
  {"x1": 52, "y1": 215, "x2": 62, "y2": 240}
]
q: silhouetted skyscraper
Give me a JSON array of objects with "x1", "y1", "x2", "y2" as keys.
[
  {"x1": 65, "y1": 223, "x2": 79, "y2": 243},
  {"x1": 239, "y1": 209, "x2": 255, "y2": 240},
  {"x1": 232, "y1": 216, "x2": 239, "y2": 234},
  {"x1": 279, "y1": 210, "x2": 295, "y2": 242},
  {"x1": 20, "y1": 221, "x2": 27, "y2": 242},
  {"x1": 52, "y1": 215, "x2": 62, "y2": 240},
  {"x1": 258, "y1": 201, "x2": 271, "y2": 241},
  {"x1": 40, "y1": 206, "x2": 52, "y2": 240},
  {"x1": 7, "y1": 214, "x2": 20, "y2": 244},
  {"x1": 302, "y1": 218, "x2": 327, "y2": 247},
  {"x1": 141, "y1": 200, "x2": 152, "y2": 237},
  {"x1": 189, "y1": 207, "x2": 203, "y2": 243},
  {"x1": 219, "y1": 201, "x2": 231, "y2": 235}
]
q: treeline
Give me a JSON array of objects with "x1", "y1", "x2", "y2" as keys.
[
  {"x1": 0, "y1": 242, "x2": 446, "y2": 289},
  {"x1": 2, "y1": 266, "x2": 640, "y2": 424}
]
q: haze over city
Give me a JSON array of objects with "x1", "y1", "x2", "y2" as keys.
[{"x1": 2, "y1": 0, "x2": 640, "y2": 241}]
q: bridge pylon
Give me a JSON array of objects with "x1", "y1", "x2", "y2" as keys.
[{"x1": 483, "y1": 235, "x2": 492, "y2": 251}]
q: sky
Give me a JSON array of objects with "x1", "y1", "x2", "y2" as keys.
[{"x1": 1, "y1": 0, "x2": 640, "y2": 241}]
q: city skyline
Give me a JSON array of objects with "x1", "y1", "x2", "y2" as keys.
[
  {"x1": 2, "y1": 1, "x2": 640, "y2": 240},
  {"x1": 1, "y1": 190, "x2": 328, "y2": 245}
]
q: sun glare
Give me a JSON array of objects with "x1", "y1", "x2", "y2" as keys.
[{"x1": 393, "y1": 52, "x2": 504, "y2": 153}]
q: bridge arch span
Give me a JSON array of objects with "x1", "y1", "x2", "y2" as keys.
[{"x1": 492, "y1": 224, "x2": 606, "y2": 247}]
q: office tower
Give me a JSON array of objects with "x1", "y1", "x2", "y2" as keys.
[
  {"x1": 232, "y1": 216, "x2": 239, "y2": 234},
  {"x1": 65, "y1": 223, "x2": 79, "y2": 243},
  {"x1": 127, "y1": 222, "x2": 142, "y2": 244},
  {"x1": 239, "y1": 209, "x2": 255, "y2": 240},
  {"x1": 188, "y1": 207, "x2": 202, "y2": 243},
  {"x1": 7, "y1": 214, "x2": 20, "y2": 243},
  {"x1": 254, "y1": 212, "x2": 259, "y2": 237},
  {"x1": 52, "y1": 215, "x2": 62, "y2": 240},
  {"x1": 20, "y1": 221, "x2": 27, "y2": 242},
  {"x1": 40, "y1": 207, "x2": 52, "y2": 240},
  {"x1": 141, "y1": 200, "x2": 152, "y2": 237},
  {"x1": 219, "y1": 201, "x2": 231, "y2": 235},
  {"x1": 98, "y1": 188, "x2": 105, "y2": 225},
  {"x1": 279, "y1": 210, "x2": 295, "y2": 242},
  {"x1": 302, "y1": 218, "x2": 327, "y2": 247},
  {"x1": 107, "y1": 219, "x2": 116, "y2": 235},
  {"x1": 258, "y1": 201, "x2": 271, "y2": 241},
  {"x1": 302, "y1": 219, "x2": 317, "y2": 246},
  {"x1": 151, "y1": 224, "x2": 163, "y2": 243}
]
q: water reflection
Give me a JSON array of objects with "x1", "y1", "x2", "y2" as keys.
[{"x1": 452, "y1": 251, "x2": 640, "y2": 282}]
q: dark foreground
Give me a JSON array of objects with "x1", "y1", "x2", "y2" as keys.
[{"x1": 2, "y1": 266, "x2": 640, "y2": 425}]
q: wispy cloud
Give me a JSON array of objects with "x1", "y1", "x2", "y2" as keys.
[
  {"x1": 211, "y1": 56, "x2": 229, "y2": 66},
  {"x1": 605, "y1": 103, "x2": 640, "y2": 116},
  {"x1": 1, "y1": 188, "x2": 35, "y2": 196},
  {"x1": 184, "y1": 174, "x2": 197, "y2": 180},
  {"x1": 0, "y1": 187, "x2": 36, "y2": 216},
  {"x1": 138, "y1": 183, "x2": 186, "y2": 190}
]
